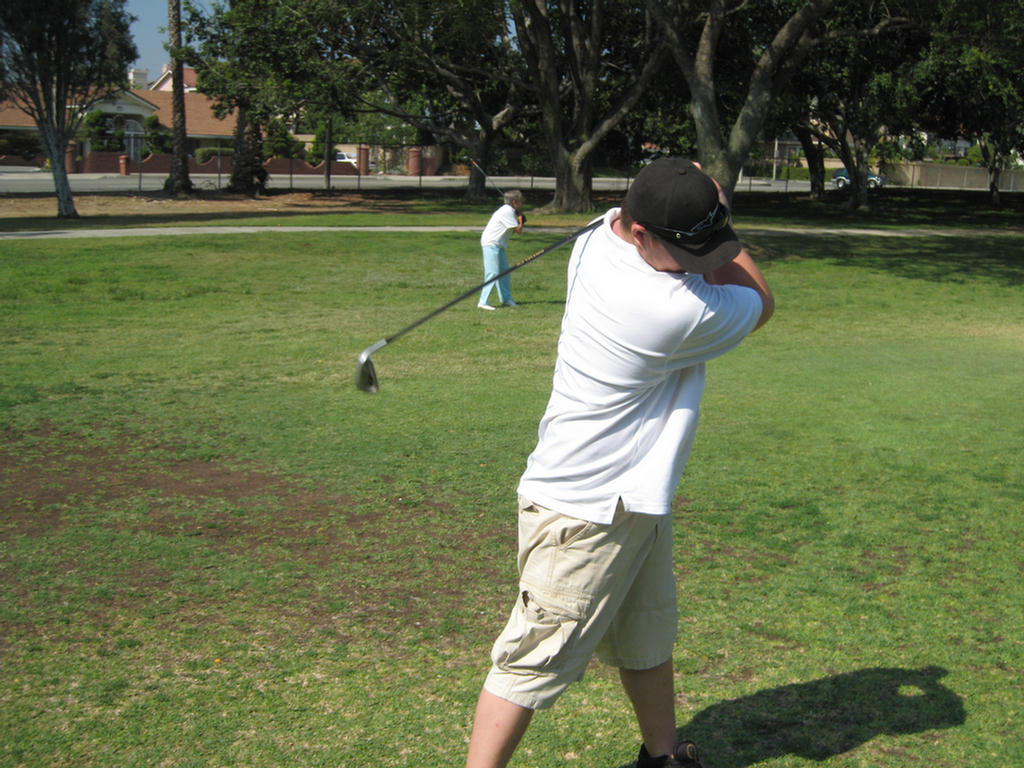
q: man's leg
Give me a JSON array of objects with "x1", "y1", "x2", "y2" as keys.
[
  {"x1": 495, "y1": 247, "x2": 513, "y2": 303},
  {"x1": 465, "y1": 688, "x2": 534, "y2": 768},
  {"x1": 619, "y1": 658, "x2": 676, "y2": 758},
  {"x1": 479, "y1": 246, "x2": 500, "y2": 306}
]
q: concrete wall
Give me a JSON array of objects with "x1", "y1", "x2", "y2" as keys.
[{"x1": 886, "y1": 162, "x2": 1024, "y2": 191}]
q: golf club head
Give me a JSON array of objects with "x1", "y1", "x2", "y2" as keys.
[
  {"x1": 356, "y1": 357, "x2": 379, "y2": 393},
  {"x1": 355, "y1": 339, "x2": 387, "y2": 393}
]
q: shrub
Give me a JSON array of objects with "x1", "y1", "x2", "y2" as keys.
[
  {"x1": 263, "y1": 119, "x2": 305, "y2": 160},
  {"x1": 0, "y1": 130, "x2": 41, "y2": 160},
  {"x1": 143, "y1": 115, "x2": 173, "y2": 155},
  {"x1": 196, "y1": 146, "x2": 234, "y2": 164},
  {"x1": 81, "y1": 110, "x2": 121, "y2": 152}
]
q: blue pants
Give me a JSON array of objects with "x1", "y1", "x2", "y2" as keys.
[{"x1": 479, "y1": 245, "x2": 512, "y2": 305}]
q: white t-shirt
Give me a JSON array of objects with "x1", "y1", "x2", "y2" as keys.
[
  {"x1": 517, "y1": 208, "x2": 763, "y2": 524},
  {"x1": 481, "y1": 204, "x2": 520, "y2": 249}
]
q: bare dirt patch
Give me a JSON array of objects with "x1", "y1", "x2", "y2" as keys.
[
  {"x1": 0, "y1": 190, "x2": 401, "y2": 220},
  {"x1": 0, "y1": 424, "x2": 350, "y2": 546},
  {"x1": 0, "y1": 425, "x2": 508, "y2": 651}
]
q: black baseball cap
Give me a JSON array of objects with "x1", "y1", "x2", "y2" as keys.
[{"x1": 623, "y1": 157, "x2": 740, "y2": 273}]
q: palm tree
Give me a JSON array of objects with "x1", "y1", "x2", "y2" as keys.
[{"x1": 165, "y1": 0, "x2": 193, "y2": 195}]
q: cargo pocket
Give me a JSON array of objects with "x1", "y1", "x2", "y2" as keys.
[{"x1": 491, "y1": 589, "x2": 583, "y2": 674}]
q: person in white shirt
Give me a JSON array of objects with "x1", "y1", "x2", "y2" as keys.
[
  {"x1": 465, "y1": 159, "x2": 774, "y2": 768},
  {"x1": 478, "y1": 190, "x2": 526, "y2": 309}
]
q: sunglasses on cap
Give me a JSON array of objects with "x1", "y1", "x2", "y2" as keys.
[{"x1": 639, "y1": 202, "x2": 732, "y2": 246}]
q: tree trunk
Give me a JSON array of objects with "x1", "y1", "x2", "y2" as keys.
[
  {"x1": 467, "y1": 164, "x2": 489, "y2": 201},
  {"x1": 793, "y1": 125, "x2": 826, "y2": 198},
  {"x1": 831, "y1": 130, "x2": 864, "y2": 210},
  {"x1": 988, "y1": 168, "x2": 1002, "y2": 208},
  {"x1": 229, "y1": 108, "x2": 250, "y2": 193},
  {"x1": 512, "y1": 0, "x2": 659, "y2": 212},
  {"x1": 39, "y1": 127, "x2": 78, "y2": 218},
  {"x1": 465, "y1": 137, "x2": 494, "y2": 202},
  {"x1": 654, "y1": 0, "x2": 836, "y2": 201},
  {"x1": 52, "y1": 156, "x2": 78, "y2": 219},
  {"x1": 977, "y1": 137, "x2": 1002, "y2": 208},
  {"x1": 549, "y1": 153, "x2": 593, "y2": 212},
  {"x1": 323, "y1": 120, "x2": 333, "y2": 191},
  {"x1": 852, "y1": 140, "x2": 872, "y2": 211},
  {"x1": 166, "y1": 0, "x2": 193, "y2": 195},
  {"x1": 228, "y1": 108, "x2": 266, "y2": 196}
]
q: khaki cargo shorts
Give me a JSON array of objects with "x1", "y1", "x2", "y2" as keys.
[{"x1": 483, "y1": 497, "x2": 678, "y2": 711}]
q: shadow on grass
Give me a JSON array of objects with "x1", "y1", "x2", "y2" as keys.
[
  {"x1": 831, "y1": 238, "x2": 1024, "y2": 286},
  {"x1": 748, "y1": 231, "x2": 1024, "y2": 286},
  {"x1": 0, "y1": 187, "x2": 551, "y2": 232},
  {"x1": 615, "y1": 666, "x2": 964, "y2": 767},
  {"x1": 732, "y1": 188, "x2": 1024, "y2": 229}
]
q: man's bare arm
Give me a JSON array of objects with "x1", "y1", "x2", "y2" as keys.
[{"x1": 705, "y1": 249, "x2": 774, "y2": 330}]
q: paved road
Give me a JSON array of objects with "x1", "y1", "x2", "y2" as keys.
[
  {"x1": 0, "y1": 165, "x2": 809, "y2": 195},
  {"x1": 1, "y1": 223, "x2": 996, "y2": 241}
]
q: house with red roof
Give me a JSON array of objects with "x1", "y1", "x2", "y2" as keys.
[
  {"x1": 0, "y1": 65, "x2": 237, "y2": 173},
  {"x1": 1, "y1": 65, "x2": 378, "y2": 176}
]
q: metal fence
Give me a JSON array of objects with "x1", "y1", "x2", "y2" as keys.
[{"x1": 3, "y1": 158, "x2": 1023, "y2": 196}]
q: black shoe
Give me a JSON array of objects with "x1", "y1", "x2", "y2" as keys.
[{"x1": 637, "y1": 740, "x2": 705, "y2": 768}]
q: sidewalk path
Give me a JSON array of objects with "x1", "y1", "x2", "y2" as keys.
[
  {"x1": 0, "y1": 224, "x2": 1014, "y2": 240},
  {"x1": 0, "y1": 225, "x2": 483, "y2": 240}
]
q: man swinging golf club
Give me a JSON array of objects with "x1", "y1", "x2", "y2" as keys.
[
  {"x1": 464, "y1": 158, "x2": 774, "y2": 768},
  {"x1": 478, "y1": 189, "x2": 526, "y2": 310}
]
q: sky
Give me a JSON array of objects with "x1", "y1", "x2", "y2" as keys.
[
  {"x1": 126, "y1": 0, "x2": 211, "y2": 83},
  {"x1": 126, "y1": 0, "x2": 171, "y2": 81}
]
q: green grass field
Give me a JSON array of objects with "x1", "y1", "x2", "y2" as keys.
[{"x1": 1, "y1": 190, "x2": 1022, "y2": 767}]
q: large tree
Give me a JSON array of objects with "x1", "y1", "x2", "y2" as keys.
[
  {"x1": 186, "y1": 0, "x2": 363, "y2": 194},
  {"x1": 784, "y1": 1, "x2": 930, "y2": 209},
  {"x1": 0, "y1": 0, "x2": 137, "y2": 217},
  {"x1": 184, "y1": 0, "x2": 290, "y2": 195},
  {"x1": 293, "y1": 0, "x2": 380, "y2": 190},
  {"x1": 165, "y1": 0, "x2": 193, "y2": 195},
  {"x1": 510, "y1": 0, "x2": 666, "y2": 211},
  {"x1": 350, "y1": 0, "x2": 526, "y2": 201},
  {"x1": 913, "y1": 0, "x2": 1024, "y2": 206},
  {"x1": 649, "y1": 0, "x2": 838, "y2": 202}
]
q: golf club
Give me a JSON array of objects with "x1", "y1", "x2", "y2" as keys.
[
  {"x1": 470, "y1": 159, "x2": 504, "y2": 197},
  {"x1": 355, "y1": 219, "x2": 602, "y2": 393}
]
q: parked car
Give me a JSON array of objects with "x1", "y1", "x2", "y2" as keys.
[
  {"x1": 334, "y1": 151, "x2": 377, "y2": 172},
  {"x1": 832, "y1": 167, "x2": 884, "y2": 189},
  {"x1": 335, "y1": 151, "x2": 359, "y2": 168}
]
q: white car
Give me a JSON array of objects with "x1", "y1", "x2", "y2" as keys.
[{"x1": 335, "y1": 151, "x2": 359, "y2": 168}]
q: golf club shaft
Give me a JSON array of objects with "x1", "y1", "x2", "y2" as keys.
[
  {"x1": 383, "y1": 220, "x2": 601, "y2": 348},
  {"x1": 471, "y1": 159, "x2": 504, "y2": 197},
  {"x1": 355, "y1": 220, "x2": 602, "y2": 392}
]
